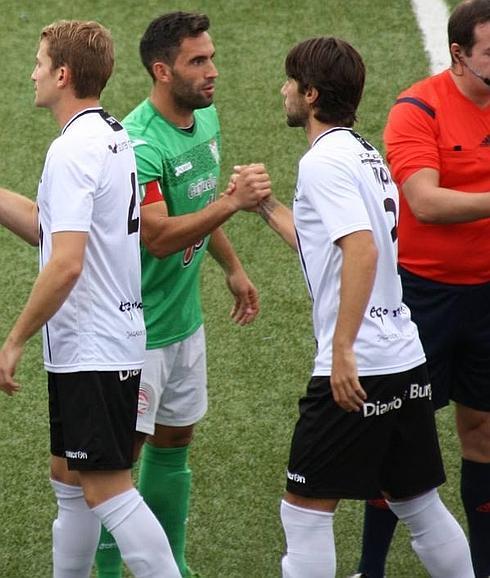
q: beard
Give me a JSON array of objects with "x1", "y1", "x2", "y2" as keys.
[
  {"x1": 285, "y1": 101, "x2": 308, "y2": 127},
  {"x1": 171, "y1": 71, "x2": 214, "y2": 111}
]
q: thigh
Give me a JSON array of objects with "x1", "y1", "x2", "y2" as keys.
[
  {"x1": 49, "y1": 370, "x2": 140, "y2": 471},
  {"x1": 380, "y1": 365, "x2": 446, "y2": 498},
  {"x1": 400, "y1": 267, "x2": 461, "y2": 410},
  {"x1": 454, "y1": 282, "x2": 490, "y2": 411},
  {"x1": 287, "y1": 375, "x2": 401, "y2": 500},
  {"x1": 155, "y1": 325, "x2": 208, "y2": 427}
]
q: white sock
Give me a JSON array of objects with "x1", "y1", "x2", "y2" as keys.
[
  {"x1": 280, "y1": 500, "x2": 336, "y2": 578},
  {"x1": 92, "y1": 488, "x2": 181, "y2": 578},
  {"x1": 387, "y1": 489, "x2": 474, "y2": 578},
  {"x1": 50, "y1": 479, "x2": 101, "y2": 578}
]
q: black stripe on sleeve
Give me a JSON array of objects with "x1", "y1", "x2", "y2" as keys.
[{"x1": 394, "y1": 97, "x2": 436, "y2": 118}]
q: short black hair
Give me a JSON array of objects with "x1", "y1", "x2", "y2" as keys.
[
  {"x1": 448, "y1": 0, "x2": 490, "y2": 62},
  {"x1": 285, "y1": 36, "x2": 365, "y2": 128},
  {"x1": 140, "y1": 11, "x2": 210, "y2": 79}
]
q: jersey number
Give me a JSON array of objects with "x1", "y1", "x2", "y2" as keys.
[
  {"x1": 127, "y1": 172, "x2": 140, "y2": 235},
  {"x1": 383, "y1": 197, "x2": 397, "y2": 242}
]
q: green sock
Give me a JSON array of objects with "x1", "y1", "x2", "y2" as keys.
[
  {"x1": 95, "y1": 524, "x2": 123, "y2": 578},
  {"x1": 139, "y1": 443, "x2": 192, "y2": 577}
]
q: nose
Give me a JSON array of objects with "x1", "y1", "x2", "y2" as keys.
[{"x1": 207, "y1": 60, "x2": 218, "y2": 79}]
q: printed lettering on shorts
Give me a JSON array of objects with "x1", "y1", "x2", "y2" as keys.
[
  {"x1": 287, "y1": 469, "x2": 306, "y2": 484},
  {"x1": 65, "y1": 449, "x2": 88, "y2": 460},
  {"x1": 362, "y1": 381, "x2": 431, "y2": 418}
]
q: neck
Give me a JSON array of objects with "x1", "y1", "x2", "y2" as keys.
[
  {"x1": 52, "y1": 96, "x2": 101, "y2": 129},
  {"x1": 305, "y1": 117, "x2": 337, "y2": 146},
  {"x1": 149, "y1": 87, "x2": 194, "y2": 127},
  {"x1": 450, "y1": 66, "x2": 490, "y2": 108}
]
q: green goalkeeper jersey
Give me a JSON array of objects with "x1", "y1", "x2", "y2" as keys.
[{"x1": 123, "y1": 99, "x2": 221, "y2": 349}]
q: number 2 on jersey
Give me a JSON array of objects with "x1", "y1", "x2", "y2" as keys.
[{"x1": 127, "y1": 171, "x2": 140, "y2": 235}]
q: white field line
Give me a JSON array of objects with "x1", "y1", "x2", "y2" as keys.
[{"x1": 410, "y1": 0, "x2": 451, "y2": 73}]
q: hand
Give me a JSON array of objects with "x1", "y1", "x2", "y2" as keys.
[
  {"x1": 225, "y1": 268, "x2": 259, "y2": 325},
  {"x1": 330, "y1": 347, "x2": 366, "y2": 412},
  {"x1": 0, "y1": 340, "x2": 23, "y2": 396},
  {"x1": 225, "y1": 164, "x2": 271, "y2": 211}
]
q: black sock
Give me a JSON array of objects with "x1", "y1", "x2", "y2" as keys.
[
  {"x1": 357, "y1": 499, "x2": 398, "y2": 578},
  {"x1": 461, "y1": 458, "x2": 490, "y2": 578}
]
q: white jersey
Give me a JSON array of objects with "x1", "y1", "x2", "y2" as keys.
[
  {"x1": 293, "y1": 127, "x2": 425, "y2": 376},
  {"x1": 37, "y1": 108, "x2": 145, "y2": 373}
]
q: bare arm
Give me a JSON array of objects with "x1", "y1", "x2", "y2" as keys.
[
  {"x1": 0, "y1": 187, "x2": 38, "y2": 245},
  {"x1": 0, "y1": 231, "x2": 87, "y2": 395},
  {"x1": 207, "y1": 228, "x2": 259, "y2": 325},
  {"x1": 257, "y1": 196, "x2": 297, "y2": 250},
  {"x1": 141, "y1": 164, "x2": 271, "y2": 259},
  {"x1": 330, "y1": 230, "x2": 378, "y2": 412},
  {"x1": 403, "y1": 168, "x2": 490, "y2": 224}
]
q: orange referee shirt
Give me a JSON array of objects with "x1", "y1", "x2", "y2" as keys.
[{"x1": 384, "y1": 69, "x2": 490, "y2": 284}]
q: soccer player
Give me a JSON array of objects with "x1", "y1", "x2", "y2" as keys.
[
  {"x1": 354, "y1": 1, "x2": 490, "y2": 576},
  {"x1": 242, "y1": 36, "x2": 475, "y2": 578},
  {"x1": 95, "y1": 12, "x2": 271, "y2": 578},
  {"x1": 0, "y1": 20, "x2": 180, "y2": 577}
]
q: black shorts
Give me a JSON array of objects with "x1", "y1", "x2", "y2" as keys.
[
  {"x1": 286, "y1": 364, "x2": 445, "y2": 500},
  {"x1": 49, "y1": 370, "x2": 141, "y2": 471},
  {"x1": 400, "y1": 267, "x2": 490, "y2": 411}
]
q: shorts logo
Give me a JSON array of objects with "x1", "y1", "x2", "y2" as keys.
[
  {"x1": 65, "y1": 450, "x2": 88, "y2": 460},
  {"x1": 287, "y1": 470, "x2": 306, "y2": 484},
  {"x1": 138, "y1": 384, "x2": 152, "y2": 416},
  {"x1": 363, "y1": 396, "x2": 402, "y2": 418},
  {"x1": 409, "y1": 383, "x2": 431, "y2": 400},
  {"x1": 119, "y1": 369, "x2": 141, "y2": 381}
]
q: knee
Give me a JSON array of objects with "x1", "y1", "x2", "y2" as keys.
[
  {"x1": 150, "y1": 424, "x2": 195, "y2": 448},
  {"x1": 457, "y1": 410, "x2": 490, "y2": 461}
]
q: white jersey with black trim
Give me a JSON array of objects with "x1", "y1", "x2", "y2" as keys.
[
  {"x1": 293, "y1": 127, "x2": 425, "y2": 376},
  {"x1": 37, "y1": 107, "x2": 145, "y2": 372}
]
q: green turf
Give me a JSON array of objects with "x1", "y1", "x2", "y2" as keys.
[{"x1": 0, "y1": 1, "x2": 462, "y2": 577}]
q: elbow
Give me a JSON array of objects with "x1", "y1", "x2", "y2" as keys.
[
  {"x1": 411, "y1": 206, "x2": 440, "y2": 224},
  {"x1": 144, "y1": 238, "x2": 171, "y2": 259}
]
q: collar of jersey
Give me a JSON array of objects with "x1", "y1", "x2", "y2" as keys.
[
  {"x1": 312, "y1": 126, "x2": 353, "y2": 148},
  {"x1": 62, "y1": 107, "x2": 104, "y2": 135}
]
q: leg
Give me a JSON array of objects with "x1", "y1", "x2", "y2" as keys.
[
  {"x1": 355, "y1": 498, "x2": 398, "y2": 578},
  {"x1": 456, "y1": 404, "x2": 490, "y2": 578},
  {"x1": 50, "y1": 456, "x2": 101, "y2": 578},
  {"x1": 80, "y1": 468, "x2": 181, "y2": 578},
  {"x1": 139, "y1": 424, "x2": 194, "y2": 578},
  {"x1": 387, "y1": 489, "x2": 473, "y2": 578},
  {"x1": 281, "y1": 493, "x2": 337, "y2": 578}
]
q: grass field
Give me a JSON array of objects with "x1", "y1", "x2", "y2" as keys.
[{"x1": 0, "y1": 1, "x2": 463, "y2": 577}]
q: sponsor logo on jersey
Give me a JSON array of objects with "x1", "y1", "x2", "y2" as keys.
[
  {"x1": 175, "y1": 161, "x2": 193, "y2": 176},
  {"x1": 108, "y1": 139, "x2": 131, "y2": 154},
  {"x1": 119, "y1": 300, "x2": 143, "y2": 313},
  {"x1": 188, "y1": 174, "x2": 217, "y2": 199},
  {"x1": 287, "y1": 470, "x2": 306, "y2": 484},
  {"x1": 363, "y1": 396, "x2": 402, "y2": 418},
  {"x1": 209, "y1": 139, "x2": 220, "y2": 164},
  {"x1": 65, "y1": 450, "x2": 88, "y2": 460}
]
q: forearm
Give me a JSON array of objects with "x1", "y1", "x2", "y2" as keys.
[
  {"x1": 207, "y1": 227, "x2": 243, "y2": 274},
  {"x1": 258, "y1": 196, "x2": 297, "y2": 249},
  {"x1": 0, "y1": 188, "x2": 38, "y2": 245},
  {"x1": 144, "y1": 195, "x2": 239, "y2": 258},
  {"x1": 6, "y1": 258, "x2": 81, "y2": 348},
  {"x1": 403, "y1": 168, "x2": 490, "y2": 224},
  {"x1": 333, "y1": 235, "x2": 377, "y2": 352}
]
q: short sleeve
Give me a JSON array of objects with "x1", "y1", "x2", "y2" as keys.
[
  {"x1": 298, "y1": 151, "x2": 372, "y2": 243},
  {"x1": 45, "y1": 137, "x2": 100, "y2": 233},
  {"x1": 383, "y1": 98, "x2": 440, "y2": 185}
]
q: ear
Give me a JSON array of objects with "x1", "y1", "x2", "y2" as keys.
[
  {"x1": 305, "y1": 86, "x2": 319, "y2": 106},
  {"x1": 450, "y1": 42, "x2": 464, "y2": 64},
  {"x1": 57, "y1": 65, "x2": 70, "y2": 89},
  {"x1": 152, "y1": 61, "x2": 172, "y2": 83}
]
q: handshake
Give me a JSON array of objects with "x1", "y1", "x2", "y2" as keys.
[{"x1": 222, "y1": 163, "x2": 271, "y2": 212}]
